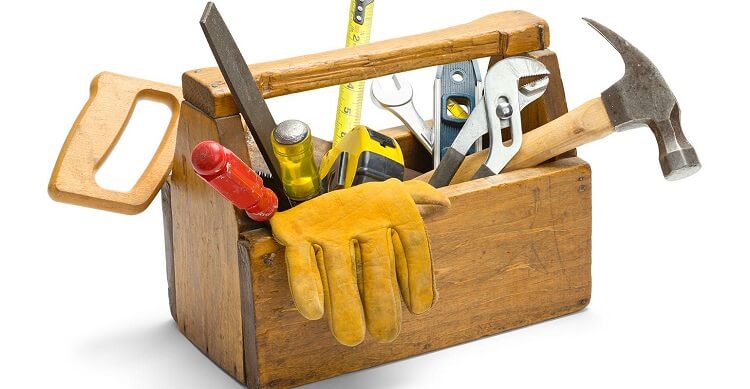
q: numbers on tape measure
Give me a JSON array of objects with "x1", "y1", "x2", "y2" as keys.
[{"x1": 333, "y1": 0, "x2": 374, "y2": 146}]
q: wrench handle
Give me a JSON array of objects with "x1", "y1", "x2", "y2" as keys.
[
  {"x1": 429, "y1": 148, "x2": 466, "y2": 188},
  {"x1": 471, "y1": 164, "x2": 496, "y2": 180},
  {"x1": 389, "y1": 105, "x2": 434, "y2": 153}
]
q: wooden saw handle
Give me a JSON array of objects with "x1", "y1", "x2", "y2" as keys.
[
  {"x1": 417, "y1": 97, "x2": 615, "y2": 184},
  {"x1": 48, "y1": 72, "x2": 182, "y2": 214}
]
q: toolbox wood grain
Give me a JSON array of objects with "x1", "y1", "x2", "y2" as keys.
[
  {"x1": 182, "y1": 11, "x2": 549, "y2": 118},
  {"x1": 161, "y1": 181, "x2": 177, "y2": 322},
  {"x1": 170, "y1": 102, "x2": 251, "y2": 382},
  {"x1": 521, "y1": 50, "x2": 573, "y2": 146},
  {"x1": 237, "y1": 157, "x2": 592, "y2": 388}
]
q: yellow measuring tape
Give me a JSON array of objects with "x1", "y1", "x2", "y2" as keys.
[{"x1": 332, "y1": 0, "x2": 374, "y2": 146}]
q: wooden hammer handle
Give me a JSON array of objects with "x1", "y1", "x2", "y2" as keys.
[
  {"x1": 417, "y1": 97, "x2": 614, "y2": 184},
  {"x1": 48, "y1": 72, "x2": 182, "y2": 214},
  {"x1": 183, "y1": 10, "x2": 548, "y2": 117}
]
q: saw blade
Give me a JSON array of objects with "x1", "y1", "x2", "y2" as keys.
[{"x1": 200, "y1": 2, "x2": 291, "y2": 210}]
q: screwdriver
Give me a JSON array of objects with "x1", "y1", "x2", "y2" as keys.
[{"x1": 191, "y1": 140, "x2": 278, "y2": 222}]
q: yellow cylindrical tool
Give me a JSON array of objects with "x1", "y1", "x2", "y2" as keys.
[{"x1": 271, "y1": 120, "x2": 321, "y2": 203}]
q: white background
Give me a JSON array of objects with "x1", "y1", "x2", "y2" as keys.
[{"x1": 2, "y1": 0, "x2": 748, "y2": 388}]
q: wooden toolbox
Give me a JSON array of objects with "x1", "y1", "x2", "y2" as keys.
[{"x1": 161, "y1": 11, "x2": 591, "y2": 389}]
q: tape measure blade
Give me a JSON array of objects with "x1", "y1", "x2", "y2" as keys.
[{"x1": 332, "y1": 0, "x2": 374, "y2": 147}]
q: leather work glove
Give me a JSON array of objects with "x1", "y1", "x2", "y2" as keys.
[{"x1": 269, "y1": 179, "x2": 450, "y2": 346}]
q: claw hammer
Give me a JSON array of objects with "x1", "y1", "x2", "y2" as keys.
[{"x1": 419, "y1": 18, "x2": 701, "y2": 185}]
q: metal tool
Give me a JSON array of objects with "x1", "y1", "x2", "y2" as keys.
[
  {"x1": 199, "y1": 2, "x2": 291, "y2": 210},
  {"x1": 333, "y1": 0, "x2": 375, "y2": 146},
  {"x1": 584, "y1": 18, "x2": 700, "y2": 180},
  {"x1": 429, "y1": 57, "x2": 550, "y2": 188},
  {"x1": 370, "y1": 74, "x2": 433, "y2": 152},
  {"x1": 271, "y1": 120, "x2": 321, "y2": 204},
  {"x1": 319, "y1": 126, "x2": 404, "y2": 192},
  {"x1": 425, "y1": 19, "x2": 701, "y2": 185},
  {"x1": 192, "y1": 141, "x2": 278, "y2": 222},
  {"x1": 434, "y1": 60, "x2": 483, "y2": 167}
]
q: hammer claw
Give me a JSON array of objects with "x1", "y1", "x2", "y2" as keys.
[
  {"x1": 583, "y1": 18, "x2": 633, "y2": 57},
  {"x1": 586, "y1": 17, "x2": 701, "y2": 180}
]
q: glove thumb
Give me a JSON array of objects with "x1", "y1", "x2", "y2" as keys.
[{"x1": 401, "y1": 179, "x2": 451, "y2": 219}]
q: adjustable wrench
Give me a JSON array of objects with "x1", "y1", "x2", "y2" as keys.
[
  {"x1": 370, "y1": 74, "x2": 434, "y2": 153},
  {"x1": 429, "y1": 57, "x2": 550, "y2": 188}
]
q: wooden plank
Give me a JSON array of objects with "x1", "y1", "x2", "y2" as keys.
[
  {"x1": 238, "y1": 242, "x2": 261, "y2": 389},
  {"x1": 382, "y1": 121, "x2": 434, "y2": 173},
  {"x1": 521, "y1": 50, "x2": 570, "y2": 134},
  {"x1": 239, "y1": 157, "x2": 592, "y2": 388},
  {"x1": 161, "y1": 180, "x2": 177, "y2": 322},
  {"x1": 522, "y1": 49, "x2": 577, "y2": 160},
  {"x1": 170, "y1": 102, "x2": 250, "y2": 383},
  {"x1": 183, "y1": 11, "x2": 548, "y2": 118}
]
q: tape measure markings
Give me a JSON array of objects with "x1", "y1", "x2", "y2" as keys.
[{"x1": 333, "y1": 0, "x2": 374, "y2": 146}]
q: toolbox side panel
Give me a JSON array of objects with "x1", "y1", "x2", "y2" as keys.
[
  {"x1": 161, "y1": 180, "x2": 177, "y2": 322},
  {"x1": 239, "y1": 158, "x2": 592, "y2": 388},
  {"x1": 170, "y1": 103, "x2": 250, "y2": 383}
]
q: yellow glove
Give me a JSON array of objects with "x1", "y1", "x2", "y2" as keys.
[{"x1": 269, "y1": 179, "x2": 450, "y2": 346}]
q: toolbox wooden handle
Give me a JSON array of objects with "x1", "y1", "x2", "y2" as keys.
[
  {"x1": 49, "y1": 11, "x2": 548, "y2": 214},
  {"x1": 417, "y1": 98, "x2": 614, "y2": 184},
  {"x1": 183, "y1": 10, "x2": 549, "y2": 118},
  {"x1": 48, "y1": 72, "x2": 182, "y2": 214}
]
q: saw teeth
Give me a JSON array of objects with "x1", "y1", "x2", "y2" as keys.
[{"x1": 255, "y1": 170, "x2": 272, "y2": 179}]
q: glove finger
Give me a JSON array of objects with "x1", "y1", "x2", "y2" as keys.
[
  {"x1": 357, "y1": 231, "x2": 402, "y2": 343},
  {"x1": 401, "y1": 180, "x2": 451, "y2": 219},
  {"x1": 316, "y1": 243, "x2": 366, "y2": 347},
  {"x1": 402, "y1": 179, "x2": 449, "y2": 205},
  {"x1": 392, "y1": 225, "x2": 436, "y2": 314},
  {"x1": 284, "y1": 244, "x2": 324, "y2": 320}
]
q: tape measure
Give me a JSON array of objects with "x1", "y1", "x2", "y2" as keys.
[
  {"x1": 332, "y1": 0, "x2": 374, "y2": 147},
  {"x1": 320, "y1": 126, "x2": 404, "y2": 192}
]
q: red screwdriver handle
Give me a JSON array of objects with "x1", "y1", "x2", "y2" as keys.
[{"x1": 191, "y1": 140, "x2": 278, "y2": 222}]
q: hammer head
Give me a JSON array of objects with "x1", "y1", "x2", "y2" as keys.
[{"x1": 585, "y1": 18, "x2": 701, "y2": 180}]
